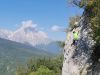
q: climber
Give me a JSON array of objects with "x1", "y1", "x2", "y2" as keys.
[{"x1": 71, "y1": 30, "x2": 79, "y2": 46}]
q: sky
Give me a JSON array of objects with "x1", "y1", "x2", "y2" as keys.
[{"x1": 0, "y1": 0, "x2": 84, "y2": 41}]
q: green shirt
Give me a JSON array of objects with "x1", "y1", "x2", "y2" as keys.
[{"x1": 73, "y1": 32, "x2": 79, "y2": 40}]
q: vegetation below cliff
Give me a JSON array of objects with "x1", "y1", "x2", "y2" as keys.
[{"x1": 15, "y1": 54, "x2": 63, "y2": 75}]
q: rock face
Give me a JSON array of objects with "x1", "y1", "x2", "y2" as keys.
[{"x1": 62, "y1": 15, "x2": 98, "y2": 75}]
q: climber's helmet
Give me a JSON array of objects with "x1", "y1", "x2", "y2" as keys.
[{"x1": 74, "y1": 22, "x2": 78, "y2": 26}]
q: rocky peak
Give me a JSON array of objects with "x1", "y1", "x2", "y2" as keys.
[{"x1": 62, "y1": 16, "x2": 96, "y2": 75}]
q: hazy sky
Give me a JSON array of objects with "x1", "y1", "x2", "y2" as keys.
[{"x1": 0, "y1": 0, "x2": 83, "y2": 41}]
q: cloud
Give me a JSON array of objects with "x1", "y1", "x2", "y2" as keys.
[
  {"x1": 20, "y1": 20, "x2": 37, "y2": 30},
  {"x1": 51, "y1": 25, "x2": 62, "y2": 32}
]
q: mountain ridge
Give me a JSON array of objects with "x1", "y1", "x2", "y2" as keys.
[
  {"x1": 0, "y1": 20, "x2": 51, "y2": 46},
  {"x1": 0, "y1": 37, "x2": 54, "y2": 75}
]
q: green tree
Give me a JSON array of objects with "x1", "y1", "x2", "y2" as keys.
[
  {"x1": 28, "y1": 65, "x2": 55, "y2": 75},
  {"x1": 35, "y1": 66, "x2": 55, "y2": 75},
  {"x1": 89, "y1": 0, "x2": 100, "y2": 43}
]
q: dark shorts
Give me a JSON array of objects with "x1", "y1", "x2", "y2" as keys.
[{"x1": 73, "y1": 39, "x2": 78, "y2": 46}]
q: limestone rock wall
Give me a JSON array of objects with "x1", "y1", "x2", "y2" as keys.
[{"x1": 62, "y1": 16, "x2": 96, "y2": 75}]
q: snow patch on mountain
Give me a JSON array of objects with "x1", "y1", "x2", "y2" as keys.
[{"x1": 0, "y1": 29, "x2": 12, "y2": 39}]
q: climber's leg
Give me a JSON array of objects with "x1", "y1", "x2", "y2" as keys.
[
  {"x1": 75, "y1": 40, "x2": 77, "y2": 46},
  {"x1": 71, "y1": 40, "x2": 75, "y2": 46},
  {"x1": 75, "y1": 40, "x2": 78, "y2": 47}
]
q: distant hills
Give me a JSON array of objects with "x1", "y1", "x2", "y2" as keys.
[
  {"x1": 0, "y1": 21, "x2": 62, "y2": 74},
  {"x1": 0, "y1": 38, "x2": 54, "y2": 75},
  {"x1": 35, "y1": 41, "x2": 61, "y2": 53}
]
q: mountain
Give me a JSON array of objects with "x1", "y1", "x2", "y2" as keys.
[
  {"x1": 0, "y1": 38, "x2": 53, "y2": 75},
  {"x1": 0, "y1": 29, "x2": 12, "y2": 39},
  {"x1": 0, "y1": 20, "x2": 51, "y2": 46},
  {"x1": 0, "y1": 21, "x2": 61, "y2": 53},
  {"x1": 35, "y1": 41, "x2": 61, "y2": 54}
]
